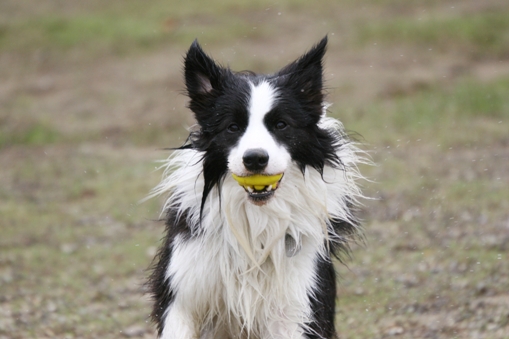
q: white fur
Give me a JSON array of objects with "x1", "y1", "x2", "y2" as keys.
[
  {"x1": 228, "y1": 81, "x2": 291, "y2": 176},
  {"x1": 147, "y1": 111, "x2": 366, "y2": 339}
]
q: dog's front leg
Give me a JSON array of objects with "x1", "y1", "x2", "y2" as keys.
[{"x1": 159, "y1": 302, "x2": 198, "y2": 339}]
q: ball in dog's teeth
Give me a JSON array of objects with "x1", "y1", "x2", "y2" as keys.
[{"x1": 231, "y1": 173, "x2": 283, "y2": 189}]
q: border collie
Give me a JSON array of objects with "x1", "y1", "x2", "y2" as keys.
[{"x1": 147, "y1": 36, "x2": 366, "y2": 339}]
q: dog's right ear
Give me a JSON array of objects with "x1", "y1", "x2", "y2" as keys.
[{"x1": 184, "y1": 40, "x2": 224, "y2": 100}]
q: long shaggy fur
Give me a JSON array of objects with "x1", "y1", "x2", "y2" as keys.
[{"x1": 146, "y1": 37, "x2": 367, "y2": 339}]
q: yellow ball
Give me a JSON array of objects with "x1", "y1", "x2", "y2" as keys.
[{"x1": 231, "y1": 173, "x2": 283, "y2": 188}]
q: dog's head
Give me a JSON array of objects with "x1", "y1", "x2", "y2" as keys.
[{"x1": 184, "y1": 37, "x2": 341, "y2": 207}]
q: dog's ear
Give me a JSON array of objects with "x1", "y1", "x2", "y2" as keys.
[
  {"x1": 184, "y1": 40, "x2": 224, "y2": 100},
  {"x1": 275, "y1": 36, "x2": 327, "y2": 111}
]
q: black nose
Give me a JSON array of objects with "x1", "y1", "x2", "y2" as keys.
[{"x1": 243, "y1": 148, "x2": 269, "y2": 172}]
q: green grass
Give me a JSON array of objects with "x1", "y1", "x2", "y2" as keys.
[
  {"x1": 4, "y1": 0, "x2": 509, "y2": 62},
  {"x1": 0, "y1": 14, "x2": 170, "y2": 55},
  {"x1": 1, "y1": 14, "x2": 268, "y2": 54},
  {"x1": 0, "y1": 0, "x2": 303, "y2": 56},
  {"x1": 356, "y1": 9, "x2": 509, "y2": 59},
  {"x1": 338, "y1": 76, "x2": 509, "y2": 147},
  {"x1": 0, "y1": 122, "x2": 63, "y2": 147},
  {"x1": 2, "y1": 0, "x2": 508, "y2": 62}
]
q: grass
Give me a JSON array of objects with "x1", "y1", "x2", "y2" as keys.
[
  {"x1": 0, "y1": 13, "x2": 271, "y2": 57},
  {"x1": 0, "y1": 122, "x2": 63, "y2": 147},
  {"x1": 337, "y1": 75, "x2": 509, "y2": 147},
  {"x1": 22, "y1": 15, "x2": 164, "y2": 49},
  {"x1": 0, "y1": 14, "x2": 178, "y2": 56},
  {"x1": 3, "y1": 0, "x2": 508, "y2": 61},
  {"x1": 355, "y1": 9, "x2": 509, "y2": 59},
  {"x1": 0, "y1": 0, "x2": 321, "y2": 57}
]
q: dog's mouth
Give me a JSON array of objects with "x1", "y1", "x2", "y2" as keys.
[{"x1": 231, "y1": 173, "x2": 283, "y2": 205}]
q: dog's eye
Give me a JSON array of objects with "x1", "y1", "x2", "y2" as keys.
[
  {"x1": 275, "y1": 121, "x2": 287, "y2": 130},
  {"x1": 227, "y1": 124, "x2": 240, "y2": 133}
]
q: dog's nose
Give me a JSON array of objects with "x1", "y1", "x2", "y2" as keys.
[{"x1": 243, "y1": 149, "x2": 269, "y2": 172}]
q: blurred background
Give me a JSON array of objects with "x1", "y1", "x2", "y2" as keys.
[{"x1": 1, "y1": 0, "x2": 508, "y2": 338}]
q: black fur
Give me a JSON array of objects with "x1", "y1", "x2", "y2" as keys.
[
  {"x1": 184, "y1": 41, "x2": 253, "y2": 216},
  {"x1": 305, "y1": 256, "x2": 337, "y2": 339},
  {"x1": 148, "y1": 208, "x2": 192, "y2": 336}
]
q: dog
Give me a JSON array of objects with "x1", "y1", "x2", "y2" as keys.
[{"x1": 146, "y1": 36, "x2": 365, "y2": 339}]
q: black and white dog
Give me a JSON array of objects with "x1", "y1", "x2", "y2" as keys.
[{"x1": 147, "y1": 36, "x2": 365, "y2": 339}]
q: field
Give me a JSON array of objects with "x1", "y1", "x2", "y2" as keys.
[{"x1": 1, "y1": 0, "x2": 509, "y2": 338}]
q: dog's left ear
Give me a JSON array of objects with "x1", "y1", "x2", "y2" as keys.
[{"x1": 275, "y1": 36, "x2": 327, "y2": 112}]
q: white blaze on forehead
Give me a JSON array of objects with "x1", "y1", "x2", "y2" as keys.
[
  {"x1": 248, "y1": 80, "x2": 277, "y2": 121},
  {"x1": 227, "y1": 81, "x2": 291, "y2": 176}
]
